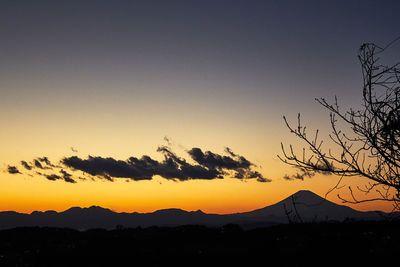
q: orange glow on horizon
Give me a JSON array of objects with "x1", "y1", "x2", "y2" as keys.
[
  {"x1": 0, "y1": 116, "x2": 395, "y2": 215},
  {"x1": 0, "y1": 169, "x2": 395, "y2": 215}
]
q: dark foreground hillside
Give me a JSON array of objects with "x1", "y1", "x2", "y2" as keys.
[{"x1": 0, "y1": 221, "x2": 399, "y2": 266}]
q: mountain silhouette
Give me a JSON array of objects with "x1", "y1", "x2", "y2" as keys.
[
  {"x1": 0, "y1": 190, "x2": 385, "y2": 230},
  {"x1": 238, "y1": 190, "x2": 380, "y2": 223}
]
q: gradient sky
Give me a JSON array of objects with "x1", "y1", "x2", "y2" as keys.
[{"x1": 1, "y1": 0, "x2": 399, "y2": 214}]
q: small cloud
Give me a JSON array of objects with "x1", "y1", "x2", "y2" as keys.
[
  {"x1": 7, "y1": 165, "x2": 21, "y2": 174},
  {"x1": 224, "y1": 147, "x2": 237, "y2": 157},
  {"x1": 37, "y1": 157, "x2": 55, "y2": 168},
  {"x1": 60, "y1": 169, "x2": 76, "y2": 183},
  {"x1": 33, "y1": 159, "x2": 43, "y2": 169},
  {"x1": 45, "y1": 174, "x2": 61, "y2": 181},
  {"x1": 163, "y1": 136, "x2": 172, "y2": 146},
  {"x1": 36, "y1": 170, "x2": 76, "y2": 183},
  {"x1": 283, "y1": 168, "x2": 315, "y2": 181},
  {"x1": 21, "y1": 161, "x2": 32, "y2": 170}
]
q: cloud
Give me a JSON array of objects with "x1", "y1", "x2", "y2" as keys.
[
  {"x1": 36, "y1": 170, "x2": 76, "y2": 183},
  {"x1": 224, "y1": 147, "x2": 237, "y2": 157},
  {"x1": 156, "y1": 146, "x2": 222, "y2": 181},
  {"x1": 10, "y1": 145, "x2": 269, "y2": 184},
  {"x1": 21, "y1": 161, "x2": 32, "y2": 170},
  {"x1": 283, "y1": 168, "x2": 315, "y2": 181},
  {"x1": 60, "y1": 169, "x2": 76, "y2": 183},
  {"x1": 61, "y1": 146, "x2": 268, "y2": 182},
  {"x1": 234, "y1": 169, "x2": 270, "y2": 183},
  {"x1": 44, "y1": 173, "x2": 61, "y2": 181},
  {"x1": 62, "y1": 147, "x2": 221, "y2": 182},
  {"x1": 185, "y1": 147, "x2": 271, "y2": 182},
  {"x1": 62, "y1": 156, "x2": 150, "y2": 181},
  {"x1": 33, "y1": 159, "x2": 44, "y2": 169},
  {"x1": 7, "y1": 165, "x2": 21, "y2": 174},
  {"x1": 187, "y1": 147, "x2": 252, "y2": 170},
  {"x1": 37, "y1": 157, "x2": 55, "y2": 167},
  {"x1": 283, "y1": 166, "x2": 332, "y2": 181},
  {"x1": 163, "y1": 136, "x2": 172, "y2": 146},
  {"x1": 27, "y1": 157, "x2": 56, "y2": 170}
]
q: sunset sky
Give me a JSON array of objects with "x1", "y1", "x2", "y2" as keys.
[{"x1": 1, "y1": 0, "x2": 399, "y2": 214}]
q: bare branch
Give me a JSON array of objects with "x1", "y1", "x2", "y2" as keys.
[{"x1": 281, "y1": 38, "x2": 400, "y2": 209}]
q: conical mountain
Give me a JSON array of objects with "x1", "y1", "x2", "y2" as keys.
[{"x1": 238, "y1": 190, "x2": 378, "y2": 222}]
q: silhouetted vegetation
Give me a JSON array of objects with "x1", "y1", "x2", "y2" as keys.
[
  {"x1": 281, "y1": 39, "x2": 400, "y2": 209},
  {"x1": 0, "y1": 221, "x2": 399, "y2": 266}
]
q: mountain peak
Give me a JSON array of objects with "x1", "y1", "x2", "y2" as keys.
[
  {"x1": 294, "y1": 189, "x2": 319, "y2": 196},
  {"x1": 63, "y1": 207, "x2": 82, "y2": 213},
  {"x1": 271, "y1": 190, "x2": 331, "y2": 213},
  {"x1": 193, "y1": 209, "x2": 204, "y2": 214},
  {"x1": 287, "y1": 190, "x2": 326, "y2": 203},
  {"x1": 30, "y1": 210, "x2": 57, "y2": 215},
  {"x1": 86, "y1": 205, "x2": 112, "y2": 211},
  {"x1": 62, "y1": 206, "x2": 113, "y2": 215},
  {"x1": 152, "y1": 208, "x2": 187, "y2": 215}
]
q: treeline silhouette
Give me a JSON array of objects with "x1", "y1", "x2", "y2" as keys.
[{"x1": 0, "y1": 221, "x2": 399, "y2": 266}]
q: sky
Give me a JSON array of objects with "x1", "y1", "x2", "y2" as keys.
[{"x1": 1, "y1": 0, "x2": 400, "y2": 214}]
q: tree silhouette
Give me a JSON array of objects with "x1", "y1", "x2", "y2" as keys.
[{"x1": 280, "y1": 38, "x2": 400, "y2": 210}]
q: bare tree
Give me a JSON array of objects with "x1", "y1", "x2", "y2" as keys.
[
  {"x1": 279, "y1": 38, "x2": 400, "y2": 211},
  {"x1": 283, "y1": 195, "x2": 303, "y2": 224}
]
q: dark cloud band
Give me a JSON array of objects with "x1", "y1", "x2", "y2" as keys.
[{"x1": 8, "y1": 146, "x2": 270, "y2": 184}]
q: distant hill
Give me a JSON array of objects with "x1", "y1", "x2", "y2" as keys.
[{"x1": 0, "y1": 190, "x2": 387, "y2": 230}]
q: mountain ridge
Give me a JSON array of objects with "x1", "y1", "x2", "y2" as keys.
[{"x1": 0, "y1": 190, "x2": 387, "y2": 229}]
